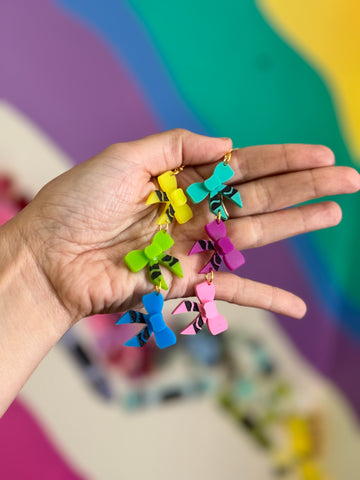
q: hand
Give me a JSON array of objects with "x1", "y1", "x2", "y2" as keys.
[{"x1": 15, "y1": 129, "x2": 360, "y2": 325}]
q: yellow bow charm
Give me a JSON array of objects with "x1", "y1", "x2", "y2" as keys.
[{"x1": 146, "y1": 170, "x2": 193, "y2": 225}]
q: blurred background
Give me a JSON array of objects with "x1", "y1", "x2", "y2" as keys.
[{"x1": 1, "y1": 1, "x2": 360, "y2": 479}]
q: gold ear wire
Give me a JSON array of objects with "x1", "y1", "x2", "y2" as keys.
[
  {"x1": 205, "y1": 269, "x2": 214, "y2": 285},
  {"x1": 158, "y1": 221, "x2": 169, "y2": 232},
  {"x1": 223, "y1": 150, "x2": 233, "y2": 165},
  {"x1": 171, "y1": 164, "x2": 185, "y2": 175}
]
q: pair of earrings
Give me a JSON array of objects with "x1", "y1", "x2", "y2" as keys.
[{"x1": 117, "y1": 150, "x2": 245, "y2": 348}]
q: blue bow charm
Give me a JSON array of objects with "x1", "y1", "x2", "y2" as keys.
[
  {"x1": 186, "y1": 162, "x2": 242, "y2": 219},
  {"x1": 116, "y1": 292, "x2": 176, "y2": 349}
]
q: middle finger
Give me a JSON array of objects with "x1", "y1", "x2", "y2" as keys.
[{"x1": 226, "y1": 166, "x2": 359, "y2": 218}]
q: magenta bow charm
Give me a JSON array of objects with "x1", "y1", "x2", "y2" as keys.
[
  {"x1": 172, "y1": 281, "x2": 228, "y2": 335},
  {"x1": 188, "y1": 218, "x2": 245, "y2": 274}
]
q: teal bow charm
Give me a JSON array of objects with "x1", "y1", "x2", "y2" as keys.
[
  {"x1": 186, "y1": 162, "x2": 242, "y2": 219},
  {"x1": 124, "y1": 231, "x2": 183, "y2": 290}
]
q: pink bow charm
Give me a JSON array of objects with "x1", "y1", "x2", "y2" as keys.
[
  {"x1": 172, "y1": 281, "x2": 228, "y2": 335},
  {"x1": 189, "y1": 218, "x2": 245, "y2": 273}
]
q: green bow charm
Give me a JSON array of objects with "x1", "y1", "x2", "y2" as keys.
[{"x1": 124, "y1": 231, "x2": 183, "y2": 290}]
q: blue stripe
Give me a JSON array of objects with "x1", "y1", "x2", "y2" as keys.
[{"x1": 55, "y1": 0, "x2": 207, "y2": 133}]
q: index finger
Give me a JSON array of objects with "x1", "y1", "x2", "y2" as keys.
[{"x1": 194, "y1": 144, "x2": 335, "y2": 183}]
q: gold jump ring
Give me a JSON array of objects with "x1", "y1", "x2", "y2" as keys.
[
  {"x1": 171, "y1": 164, "x2": 185, "y2": 175},
  {"x1": 223, "y1": 150, "x2": 233, "y2": 165},
  {"x1": 205, "y1": 269, "x2": 214, "y2": 285}
]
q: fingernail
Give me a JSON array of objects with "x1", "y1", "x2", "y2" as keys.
[{"x1": 316, "y1": 145, "x2": 335, "y2": 165}]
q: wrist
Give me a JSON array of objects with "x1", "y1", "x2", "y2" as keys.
[
  {"x1": 0, "y1": 212, "x2": 71, "y2": 415},
  {"x1": 0, "y1": 211, "x2": 72, "y2": 329}
]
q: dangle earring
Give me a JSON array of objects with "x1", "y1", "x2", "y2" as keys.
[
  {"x1": 173, "y1": 150, "x2": 245, "y2": 336},
  {"x1": 116, "y1": 284, "x2": 176, "y2": 349},
  {"x1": 188, "y1": 211, "x2": 245, "y2": 273},
  {"x1": 116, "y1": 165, "x2": 193, "y2": 348},
  {"x1": 172, "y1": 270, "x2": 228, "y2": 336},
  {"x1": 146, "y1": 166, "x2": 193, "y2": 224},
  {"x1": 124, "y1": 223, "x2": 182, "y2": 291},
  {"x1": 186, "y1": 151, "x2": 242, "y2": 220}
]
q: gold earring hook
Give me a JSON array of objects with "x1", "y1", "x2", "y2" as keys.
[
  {"x1": 158, "y1": 221, "x2": 169, "y2": 232},
  {"x1": 223, "y1": 150, "x2": 233, "y2": 165},
  {"x1": 171, "y1": 164, "x2": 185, "y2": 175},
  {"x1": 205, "y1": 269, "x2": 214, "y2": 285}
]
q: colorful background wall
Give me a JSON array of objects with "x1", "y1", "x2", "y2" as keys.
[{"x1": 1, "y1": 1, "x2": 360, "y2": 479}]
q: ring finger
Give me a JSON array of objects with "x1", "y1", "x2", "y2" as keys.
[{"x1": 225, "y1": 201, "x2": 341, "y2": 251}]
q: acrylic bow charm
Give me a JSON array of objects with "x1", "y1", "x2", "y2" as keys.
[
  {"x1": 172, "y1": 281, "x2": 228, "y2": 335},
  {"x1": 124, "y1": 230, "x2": 183, "y2": 290},
  {"x1": 189, "y1": 218, "x2": 245, "y2": 273},
  {"x1": 186, "y1": 162, "x2": 242, "y2": 220},
  {"x1": 116, "y1": 292, "x2": 176, "y2": 349},
  {"x1": 146, "y1": 170, "x2": 193, "y2": 225}
]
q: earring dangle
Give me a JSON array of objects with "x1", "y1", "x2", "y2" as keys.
[
  {"x1": 116, "y1": 285, "x2": 176, "y2": 349},
  {"x1": 146, "y1": 167, "x2": 193, "y2": 224},
  {"x1": 186, "y1": 150, "x2": 242, "y2": 220},
  {"x1": 116, "y1": 165, "x2": 192, "y2": 349},
  {"x1": 172, "y1": 273, "x2": 228, "y2": 336},
  {"x1": 188, "y1": 213, "x2": 245, "y2": 274},
  {"x1": 124, "y1": 225, "x2": 182, "y2": 291},
  {"x1": 174, "y1": 150, "x2": 245, "y2": 336}
]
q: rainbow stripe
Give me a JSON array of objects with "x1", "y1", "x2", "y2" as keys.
[{"x1": 1, "y1": 0, "x2": 359, "y2": 421}]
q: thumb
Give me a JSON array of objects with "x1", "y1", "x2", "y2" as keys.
[{"x1": 129, "y1": 128, "x2": 233, "y2": 176}]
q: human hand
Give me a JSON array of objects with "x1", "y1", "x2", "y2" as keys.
[{"x1": 14, "y1": 129, "x2": 360, "y2": 326}]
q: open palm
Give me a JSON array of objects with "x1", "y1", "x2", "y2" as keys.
[{"x1": 18, "y1": 129, "x2": 359, "y2": 324}]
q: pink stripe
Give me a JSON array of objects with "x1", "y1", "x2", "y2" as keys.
[{"x1": 0, "y1": 400, "x2": 85, "y2": 479}]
